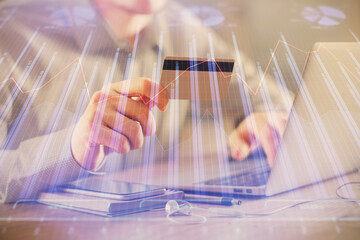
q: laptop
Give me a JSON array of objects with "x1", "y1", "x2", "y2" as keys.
[{"x1": 178, "y1": 42, "x2": 360, "y2": 197}]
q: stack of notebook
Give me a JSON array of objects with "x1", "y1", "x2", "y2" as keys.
[{"x1": 37, "y1": 180, "x2": 183, "y2": 217}]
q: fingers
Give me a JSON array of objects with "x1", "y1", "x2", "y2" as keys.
[
  {"x1": 107, "y1": 95, "x2": 156, "y2": 136},
  {"x1": 110, "y1": 78, "x2": 170, "y2": 111},
  {"x1": 78, "y1": 123, "x2": 131, "y2": 170},
  {"x1": 89, "y1": 92, "x2": 156, "y2": 137},
  {"x1": 267, "y1": 112, "x2": 288, "y2": 138},
  {"x1": 258, "y1": 122, "x2": 279, "y2": 167},
  {"x1": 262, "y1": 112, "x2": 288, "y2": 166},
  {"x1": 75, "y1": 77, "x2": 168, "y2": 169},
  {"x1": 230, "y1": 112, "x2": 289, "y2": 166},
  {"x1": 89, "y1": 124, "x2": 130, "y2": 154},
  {"x1": 229, "y1": 130, "x2": 251, "y2": 160},
  {"x1": 101, "y1": 112, "x2": 144, "y2": 150}
]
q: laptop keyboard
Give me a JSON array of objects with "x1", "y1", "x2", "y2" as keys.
[{"x1": 204, "y1": 169, "x2": 271, "y2": 187}]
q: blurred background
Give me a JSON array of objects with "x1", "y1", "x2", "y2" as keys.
[
  {"x1": 1, "y1": 0, "x2": 359, "y2": 92},
  {"x1": 174, "y1": 0, "x2": 360, "y2": 92}
]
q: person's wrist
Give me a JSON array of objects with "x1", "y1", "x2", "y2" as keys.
[
  {"x1": 70, "y1": 141, "x2": 106, "y2": 171},
  {"x1": 71, "y1": 118, "x2": 106, "y2": 171}
]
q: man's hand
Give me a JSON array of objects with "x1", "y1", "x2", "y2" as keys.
[
  {"x1": 229, "y1": 112, "x2": 289, "y2": 167},
  {"x1": 71, "y1": 78, "x2": 169, "y2": 170}
]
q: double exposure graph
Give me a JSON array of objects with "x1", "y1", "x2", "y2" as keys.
[
  {"x1": 301, "y1": 5, "x2": 346, "y2": 26},
  {"x1": 0, "y1": 7, "x2": 16, "y2": 29},
  {"x1": 1, "y1": 39, "x2": 359, "y2": 104},
  {"x1": 50, "y1": 6, "x2": 96, "y2": 27},
  {"x1": 180, "y1": 6, "x2": 225, "y2": 27},
  {"x1": 0, "y1": 1, "x2": 360, "y2": 229}
]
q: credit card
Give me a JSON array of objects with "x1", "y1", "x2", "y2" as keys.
[{"x1": 160, "y1": 57, "x2": 234, "y2": 101}]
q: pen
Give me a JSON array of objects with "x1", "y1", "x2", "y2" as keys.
[{"x1": 183, "y1": 194, "x2": 242, "y2": 206}]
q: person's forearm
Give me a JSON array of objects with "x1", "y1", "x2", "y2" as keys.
[{"x1": 0, "y1": 126, "x2": 86, "y2": 203}]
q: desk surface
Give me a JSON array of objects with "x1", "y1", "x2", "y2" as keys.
[
  {"x1": 1, "y1": 120, "x2": 360, "y2": 240},
  {"x1": 1, "y1": 168, "x2": 360, "y2": 240}
]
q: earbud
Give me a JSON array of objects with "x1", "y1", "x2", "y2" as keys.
[
  {"x1": 165, "y1": 200, "x2": 207, "y2": 224},
  {"x1": 165, "y1": 200, "x2": 192, "y2": 216}
]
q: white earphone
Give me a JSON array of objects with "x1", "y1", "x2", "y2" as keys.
[
  {"x1": 165, "y1": 200, "x2": 207, "y2": 224},
  {"x1": 165, "y1": 200, "x2": 192, "y2": 215},
  {"x1": 163, "y1": 183, "x2": 360, "y2": 224}
]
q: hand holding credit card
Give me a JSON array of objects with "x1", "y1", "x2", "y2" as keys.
[{"x1": 160, "y1": 57, "x2": 234, "y2": 101}]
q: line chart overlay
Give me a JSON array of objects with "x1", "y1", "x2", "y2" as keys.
[{"x1": 1, "y1": 40, "x2": 359, "y2": 106}]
